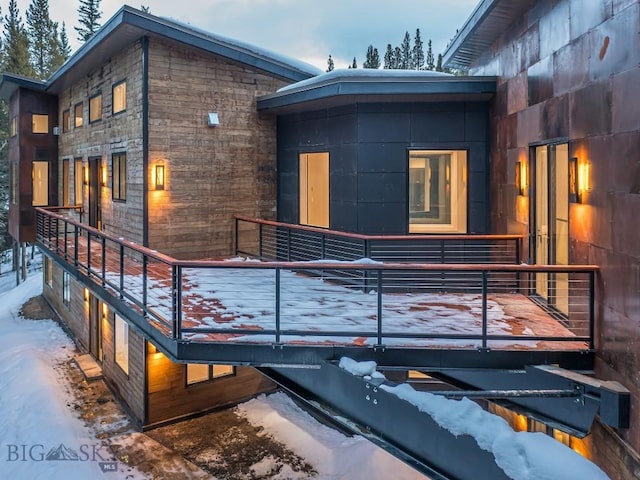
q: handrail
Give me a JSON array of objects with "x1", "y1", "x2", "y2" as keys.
[{"x1": 234, "y1": 215, "x2": 525, "y2": 242}]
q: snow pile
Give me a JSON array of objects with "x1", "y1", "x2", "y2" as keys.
[
  {"x1": 339, "y1": 357, "x2": 609, "y2": 480},
  {"x1": 237, "y1": 392, "x2": 426, "y2": 479}
]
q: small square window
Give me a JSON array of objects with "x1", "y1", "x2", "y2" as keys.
[
  {"x1": 32, "y1": 114, "x2": 48, "y2": 134},
  {"x1": 186, "y1": 364, "x2": 235, "y2": 385},
  {"x1": 89, "y1": 94, "x2": 102, "y2": 123},
  {"x1": 62, "y1": 110, "x2": 71, "y2": 133},
  {"x1": 112, "y1": 80, "x2": 126, "y2": 114},
  {"x1": 115, "y1": 314, "x2": 129, "y2": 374},
  {"x1": 74, "y1": 103, "x2": 84, "y2": 128},
  {"x1": 62, "y1": 271, "x2": 71, "y2": 307},
  {"x1": 112, "y1": 153, "x2": 126, "y2": 201}
]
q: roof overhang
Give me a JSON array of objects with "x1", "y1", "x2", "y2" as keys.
[
  {"x1": 1, "y1": 5, "x2": 320, "y2": 100},
  {"x1": 443, "y1": 0, "x2": 537, "y2": 70},
  {"x1": 257, "y1": 70, "x2": 497, "y2": 114},
  {"x1": 0, "y1": 73, "x2": 46, "y2": 100}
]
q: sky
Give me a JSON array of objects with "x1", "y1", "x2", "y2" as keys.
[{"x1": 7, "y1": 0, "x2": 479, "y2": 70}]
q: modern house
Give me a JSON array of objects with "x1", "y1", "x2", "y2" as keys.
[{"x1": 1, "y1": 2, "x2": 637, "y2": 479}]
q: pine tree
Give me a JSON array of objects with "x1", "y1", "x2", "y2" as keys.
[
  {"x1": 350, "y1": 57, "x2": 357, "y2": 69},
  {"x1": 436, "y1": 53, "x2": 443, "y2": 72},
  {"x1": 363, "y1": 45, "x2": 380, "y2": 69},
  {"x1": 75, "y1": 0, "x2": 102, "y2": 42},
  {"x1": 26, "y1": 0, "x2": 60, "y2": 79},
  {"x1": 400, "y1": 31, "x2": 411, "y2": 69},
  {"x1": 46, "y1": 22, "x2": 66, "y2": 74},
  {"x1": 393, "y1": 46, "x2": 401, "y2": 69},
  {"x1": 412, "y1": 28, "x2": 425, "y2": 70},
  {"x1": 59, "y1": 21, "x2": 71, "y2": 59},
  {"x1": 326, "y1": 54, "x2": 334, "y2": 72},
  {"x1": 2, "y1": 0, "x2": 34, "y2": 77},
  {"x1": 426, "y1": 39, "x2": 435, "y2": 71},
  {"x1": 383, "y1": 44, "x2": 394, "y2": 69}
]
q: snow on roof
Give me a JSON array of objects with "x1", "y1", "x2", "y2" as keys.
[
  {"x1": 340, "y1": 358, "x2": 610, "y2": 480},
  {"x1": 278, "y1": 67, "x2": 453, "y2": 93}
]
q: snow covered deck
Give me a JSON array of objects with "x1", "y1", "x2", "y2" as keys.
[{"x1": 35, "y1": 208, "x2": 597, "y2": 368}]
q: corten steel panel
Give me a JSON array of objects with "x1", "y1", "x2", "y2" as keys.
[
  {"x1": 553, "y1": 35, "x2": 590, "y2": 95},
  {"x1": 612, "y1": 68, "x2": 640, "y2": 134},
  {"x1": 569, "y1": 0, "x2": 612, "y2": 41},
  {"x1": 541, "y1": 94, "x2": 569, "y2": 139},
  {"x1": 527, "y1": 56, "x2": 554, "y2": 106},
  {"x1": 570, "y1": 80, "x2": 612, "y2": 139},
  {"x1": 538, "y1": 1, "x2": 571, "y2": 59}
]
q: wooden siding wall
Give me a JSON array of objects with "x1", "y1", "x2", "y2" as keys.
[
  {"x1": 467, "y1": 0, "x2": 640, "y2": 476},
  {"x1": 42, "y1": 259, "x2": 145, "y2": 424},
  {"x1": 57, "y1": 41, "x2": 145, "y2": 244},
  {"x1": 146, "y1": 349, "x2": 276, "y2": 426},
  {"x1": 146, "y1": 37, "x2": 286, "y2": 259}
]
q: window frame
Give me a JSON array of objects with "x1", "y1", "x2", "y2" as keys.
[
  {"x1": 73, "y1": 158, "x2": 83, "y2": 206},
  {"x1": 112, "y1": 79, "x2": 127, "y2": 115},
  {"x1": 114, "y1": 314, "x2": 129, "y2": 375},
  {"x1": 186, "y1": 364, "x2": 236, "y2": 386},
  {"x1": 62, "y1": 158, "x2": 70, "y2": 206},
  {"x1": 31, "y1": 114, "x2": 49, "y2": 134},
  {"x1": 74, "y1": 102, "x2": 84, "y2": 128},
  {"x1": 10, "y1": 116, "x2": 17, "y2": 137},
  {"x1": 407, "y1": 149, "x2": 468, "y2": 234},
  {"x1": 89, "y1": 93, "x2": 102, "y2": 124},
  {"x1": 62, "y1": 109, "x2": 71, "y2": 133},
  {"x1": 112, "y1": 152, "x2": 127, "y2": 201},
  {"x1": 32, "y1": 161, "x2": 49, "y2": 207}
]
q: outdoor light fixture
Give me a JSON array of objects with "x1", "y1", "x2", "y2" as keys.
[
  {"x1": 207, "y1": 112, "x2": 220, "y2": 127},
  {"x1": 83, "y1": 165, "x2": 89, "y2": 185},
  {"x1": 515, "y1": 161, "x2": 527, "y2": 196},
  {"x1": 101, "y1": 164, "x2": 107, "y2": 187},
  {"x1": 570, "y1": 157, "x2": 590, "y2": 203},
  {"x1": 83, "y1": 288, "x2": 89, "y2": 302},
  {"x1": 154, "y1": 164, "x2": 165, "y2": 190}
]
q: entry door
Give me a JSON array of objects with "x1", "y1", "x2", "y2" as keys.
[
  {"x1": 88, "y1": 157, "x2": 102, "y2": 229},
  {"x1": 89, "y1": 296, "x2": 103, "y2": 362},
  {"x1": 534, "y1": 143, "x2": 569, "y2": 314},
  {"x1": 299, "y1": 152, "x2": 329, "y2": 228}
]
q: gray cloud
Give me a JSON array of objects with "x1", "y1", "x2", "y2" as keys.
[{"x1": 10, "y1": 0, "x2": 478, "y2": 70}]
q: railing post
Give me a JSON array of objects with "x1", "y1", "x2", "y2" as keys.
[
  {"x1": 74, "y1": 226, "x2": 79, "y2": 268},
  {"x1": 377, "y1": 269, "x2": 383, "y2": 347},
  {"x1": 55, "y1": 217, "x2": 60, "y2": 254},
  {"x1": 275, "y1": 267, "x2": 281, "y2": 343},
  {"x1": 515, "y1": 237, "x2": 522, "y2": 264},
  {"x1": 481, "y1": 270, "x2": 488, "y2": 350},
  {"x1": 321, "y1": 234, "x2": 326, "y2": 259},
  {"x1": 119, "y1": 245, "x2": 124, "y2": 299},
  {"x1": 234, "y1": 218, "x2": 239, "y2": 256},
  {"x1": 142, "y1": 255, "x2": 148, "y2": 317},
  {"x1": 101, "y1": 237, "x2": 106, "y2": 287},
  {"x1": 172, "y1": 264, "x2": 182, "y2": 340},
  {"x1": 287, "y1": 229, "x2": 291, "y2": 262},
  {"x1": 589, "y1": 270, "x2": 595, "y2": 350},
  {"x1": 259, "y1": 223, "x2": 263, "y2": 259},
  {"x1": 87, "y1": 231, "x2": 92, "y2": 278},
  {"x1": 63, "y1": 221, "x2": 68, "y2": 260}
]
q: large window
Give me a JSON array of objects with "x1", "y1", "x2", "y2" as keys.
[
  {"x1": 32, "y1": 114, "x2": 48, "y2": 134},
  {"x1": 74, "y1": 103, "x2": 84, "y2": 128},
  {"x1": 73, "y1": 159, "x2": 83, "y2": 205},
  {"x1": 32, "y1": 161, "x2": 49, "y2": 206},
  {"x1": 299, "y1": 152, "x2": 329, "y2": 228},
  {"x1": 112, "y1": 80, "x2": 126, "y2": 114},
  {"x1": 186, "y1": 364, "x2": 235, "y2": 385},
  {"x1": 114, "y1": 314, "x2": 129, "y2": 374},
  {"x1": 112, "y1": 153, "x2": 126, "y2": 201},
  {"x1": 62, "y1": 159, "x2": 70, "y2": 206},
  {"x1": 62, "y1": 110, "x2": 71, "y2": 133},
  {"x1": 408, "y1": 150, "x2": 467, "y2": 233},
  {"x1": 89, "y1": 94, "x2": 102, "y2": 123},
  {"x1": 62, "y1": 271, "x2": 70, "y2": 307}
]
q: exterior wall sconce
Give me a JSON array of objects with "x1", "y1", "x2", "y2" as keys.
[
  {"x1": 207, "y1": 112, "x2": 220, "y2": 127},
  {"x1": 102, "y1": 302, "x2": 109, "y2": 320},
  {"x1": 570, "y1": 157, "x2": 590, "y2": 203},
  {"x1": 83, "y1": 165, "x2": 89, "y2": 185},
  {"x1": 100, "y1": 164, "x2": 107, "y2": 187},
  {"x1": 154, "y1": 164, "x2": 165, "y2": 190},
  {"x1": 83, "y1": 288, "x2": 89, "y2": 302},
  {"x1": 516, "y1": 161, "x2": 527, "y2": 196}
]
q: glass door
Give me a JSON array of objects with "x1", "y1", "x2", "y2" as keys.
[{"x1": 299, "y1": 152, "x2": 329, "y2": 228}]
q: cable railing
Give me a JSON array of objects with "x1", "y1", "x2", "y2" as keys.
[
  {"x1": 36, "y1": 208, "x2": 597, "y2": 353},
  {"x1": 235, "y1": 216, "x2": 524, "y2": 264}
]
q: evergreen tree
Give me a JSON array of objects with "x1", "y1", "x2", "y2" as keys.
[
  {"x1": 75, "y1": 0, "x2": 102, "y2": 42},
  {"x1": 326, "y1": 54, "x2": 334, "y2": 72},
  {"x1": 400, "y1": 31, "x2": 411, "y2": 69},
  {"x1": 349, "y1": 57, "x2": 357, "y2": 69},
  {"x1": 26, "y1": 0, "x2": 60, "y2": 79},
  {"x1": 46, "y1": 21, "x2": 67, "y2": 74},
  {"x1": 412, "y1": 28, "x2": 425, "y2": 70},
  {"x1": 383, "y1": 44, "x2": 394, "y2": 69},
  {"x1": 393, "y1": 46, "x2": 401, "y2": 69},
  {"x1": 436, "y1": 53, "x2": 444, "y2": 72},
  {"x1": 363, "y1": 45, "x2": 380, "y2": 69},
  {"x1": 59, "y1": 21, "x2": 71, "y2": 59},
  {"x1": 2, "y1": 0, "x2": 34, "y2": 77},
  {"x1": 426, "y1": 39, "x2": 435, "y2": 70}
]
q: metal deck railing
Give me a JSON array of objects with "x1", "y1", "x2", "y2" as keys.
[{"x1": 36, "y1": 208, "x2": 597, "y2": 362}]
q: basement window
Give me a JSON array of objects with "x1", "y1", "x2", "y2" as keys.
[
  {"x1": 62, "y1": 272, "x2": 70, "y2": 307},
  {"x1": 186, "y1": 364, "x2": 235, "y2": 385},
  {"x1": 115, "y1": 314, "x2": 129, "y2": 375}
]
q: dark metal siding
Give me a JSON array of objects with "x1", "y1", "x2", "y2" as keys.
[{"x1": 277, "y1": 102, "x2": 490, "y2": 234}]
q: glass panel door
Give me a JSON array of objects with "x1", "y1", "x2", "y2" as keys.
[{"x1": 535, "y1": 146, "x2": 549, "y2": 298}]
